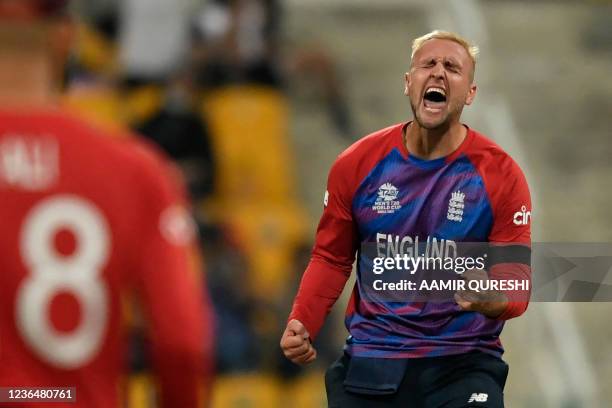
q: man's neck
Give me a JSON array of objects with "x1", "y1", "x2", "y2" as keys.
[
  {"x1": 0, "y1": 50, "x2": 56, "y2": 109},
  {"x1": 405, "y1": 120, "x2": 467, "y2": 160}
]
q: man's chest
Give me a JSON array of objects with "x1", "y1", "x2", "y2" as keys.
[{"x1": 351, "y1": 152, "x2": 494, "y2": 242}]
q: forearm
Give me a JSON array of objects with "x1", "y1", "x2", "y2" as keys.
[
  {"x1": 289, "y1": 255, "x2": 352, "y2": 340},
  {"x1": 489, "y1": 263, "x2": 531, "y2": 320}
]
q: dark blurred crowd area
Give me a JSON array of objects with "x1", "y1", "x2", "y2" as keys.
[{"x1": 65, "y1": 0, "x2": 351, "y2": 392}]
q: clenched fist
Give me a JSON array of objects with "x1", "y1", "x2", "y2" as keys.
[
  {"x1": 455, "y1": 269, "x2": 508, "y2": 318},
  {"x1": 280, "y1": 319, "x2": 317, "y2": 365}
]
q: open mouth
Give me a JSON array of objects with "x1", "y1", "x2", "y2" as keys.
[{"x1": 423, "y1": 87, "x2": 447, "y2": 111}]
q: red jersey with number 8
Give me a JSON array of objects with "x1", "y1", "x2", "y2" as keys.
[{"x1": 0, "y1": 108, "x2": 213, "y2": 407}]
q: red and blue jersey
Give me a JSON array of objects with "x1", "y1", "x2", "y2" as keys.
[
  {"x1": 290, "y1": 122, "x2": 531, "y2": 359},
  {"x1": 0, "y1": 108, "x2": 214, "y2": 407}
]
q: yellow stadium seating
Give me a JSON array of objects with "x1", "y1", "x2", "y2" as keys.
[
  {"x1": 126, "y1": 374, "x2": 155, "y2": 408},
  {"x1": 74, "y1": 22, "x2": 118, "y2": 76},
  {"x1": 122, "y1": 85, "x2": 163, "y2": 127},
  {"x1": 127, "y1": 371, "x2": 328, "y2": 408},
  {"x1": 62, "y1": 86, "x2": 127, "y2": 135},
  {"x1": 62, "y1": 83, "x2": 164, "y2": 135},
  {"x1": 201, "y1": 86, "x2": 311, "y2": 300},
  {"x1": 212, "y1": 373, "x2": 283, "y2": 408},
  {"x1": 224, "y1": 202, "x2": 308, "y2": 299},
  {"x1": 283, "y1": 370, "x2": 327, "y2": 408},
  {"x1": 202, "y1": 86, "x2": 299, "y2": 203}
]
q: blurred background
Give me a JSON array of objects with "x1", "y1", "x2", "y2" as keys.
[{"x1": 59, "y1": 0, "x2": 611, "y2": 406}]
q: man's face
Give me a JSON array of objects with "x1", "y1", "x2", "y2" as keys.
[{"x1": 404, "y1": 39, "x2": 477, "y2": 130}]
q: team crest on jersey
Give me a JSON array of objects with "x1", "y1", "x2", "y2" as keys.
[
  {"x1": 447, "y1": 190, "x2": 465, "y2": 222},
  {"x1": 372, "y1": 182, "x2": 401, "y2": 214}
]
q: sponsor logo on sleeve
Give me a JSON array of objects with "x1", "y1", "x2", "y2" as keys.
[
  {"x1": 513, "y1": 205, "x2": 531, "y2": 226},
  {"x1": 159, "y1": 205, "x2": 196, "y2": 245}
]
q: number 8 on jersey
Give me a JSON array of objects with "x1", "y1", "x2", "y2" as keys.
[{"x1": 17, "y1": 195, "x2": 110, "y2": 369}]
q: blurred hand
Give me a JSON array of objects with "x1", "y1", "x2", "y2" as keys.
[
  {"x1": 454, "y1": 269, "x2": 508, "y2": 318},
  {"x1": 280, "y1": 319, "x2": 317, "y2": 365}
]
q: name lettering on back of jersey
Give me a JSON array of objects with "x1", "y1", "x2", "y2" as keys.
[
  {"x1": 447, "y1": 190, "x2": 465, "y2": 222},
  {"x1": 372, "y1": 182, "x2": 401, "y2": 214},
  {"x1": 513, "y1": 205, "x2": 531, "y2": 226},
  {"x1": 0, "y1": 135, "x2": 59, "y2": 190}
]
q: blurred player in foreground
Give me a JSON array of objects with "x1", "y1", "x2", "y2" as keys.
[
  {"x1": 0, "y1": 1, "x2": 214, "y2": 407},
  {"x1": 281, "y1": 30, "x2": 532, "y2": 407}
]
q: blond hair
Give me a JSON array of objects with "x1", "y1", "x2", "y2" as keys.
[{"x1": 411, "y1": 30, "x2": 479, "y2": 74}]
